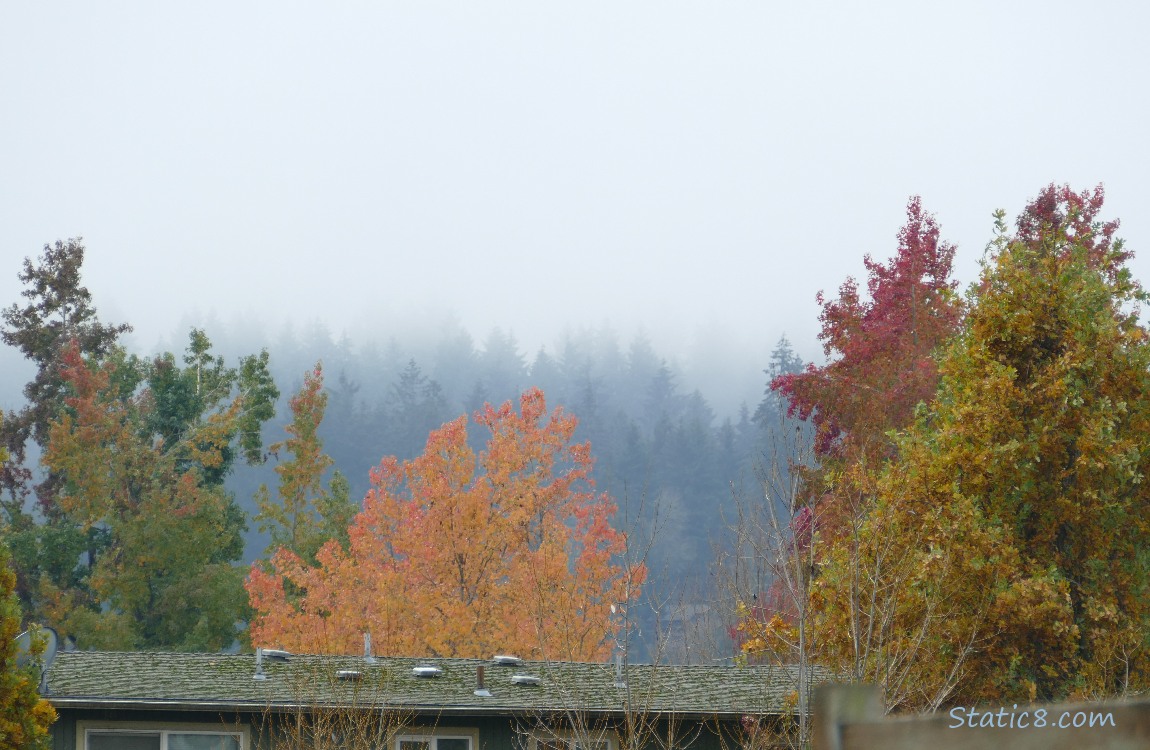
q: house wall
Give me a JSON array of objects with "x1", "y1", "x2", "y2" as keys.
[
  {"x1": 52, "y1": 707, "x2": 743, "y2": 750},
  {"x1": 51, "y1": 708, "x2": 253, "y2": 750}
]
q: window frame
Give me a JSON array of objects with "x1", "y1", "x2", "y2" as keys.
[
  {"x1": 529, "y1": 728, "x2": 618, "y2": 750},
  {"x1": 394, "y1": 726, "x2": 480, "y2": 750},
  {"x1": 78, "y1": 720, "x2": 249, "y2": 750}
]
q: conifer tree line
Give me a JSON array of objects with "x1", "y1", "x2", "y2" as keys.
[
  {"x1": 0, "y1": 239, "x2": 793, "y2": 656},
  {"x1": 3, "y1": 183, "x2": 1149, "y2": 709}
]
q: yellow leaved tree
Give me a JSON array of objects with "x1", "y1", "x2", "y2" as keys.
[
  {"x1": 248, "y1": 387, "x2": 644, "y2": 660},
  {"x1": 0, "y1": 418, "x2": 56, "y2": 749}
]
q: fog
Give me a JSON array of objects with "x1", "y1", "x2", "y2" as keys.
[
  {"x1": 4, "y1": 3, "x2": 1150, "y2": 664},
  {"x1": 3, "y1": 2, "x2": 1149, "y2": 411}
]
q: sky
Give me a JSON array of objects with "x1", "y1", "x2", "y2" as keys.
[{"x1": 3, "y1": 2, "x2": 1149, "y2": 391}]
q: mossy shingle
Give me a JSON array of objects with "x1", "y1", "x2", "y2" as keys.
[{"x1": 45, "y1": 652, "x2": 816, "y2": 717}]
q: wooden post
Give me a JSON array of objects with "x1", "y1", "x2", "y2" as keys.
[{"x1": 811, "y1": 684, "x2": 883, "y2": 750}]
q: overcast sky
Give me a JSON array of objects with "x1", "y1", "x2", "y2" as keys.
[{"x1": 3, "y1": 2, "x2": 1148, "y2": 376}]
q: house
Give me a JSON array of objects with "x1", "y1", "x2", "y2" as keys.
[{"x1": 42, "y1": 650, "x2": 808, "y2": 750}]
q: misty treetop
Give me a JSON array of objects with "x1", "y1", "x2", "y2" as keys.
[
  {"x1": 248, "y1": 386, "x2": 645, "y2": 661},
  {"x1": 0, "y1": 239, "x2": 786, "y2": 654}
]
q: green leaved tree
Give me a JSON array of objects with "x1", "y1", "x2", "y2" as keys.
[
  {"x1": 255, "y1": 363, "x2": 356, "y2": 566},
  {"x1": 1, "y1": 240, "x2": 131, "y2": 615},
  {"x1": 41, "y1": 329, "x2": 279, "y2": 651}
]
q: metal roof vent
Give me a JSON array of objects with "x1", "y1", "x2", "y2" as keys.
[
  {"x1": 492, "y1": 654, "x2": 522, "y2": 666},
  {"x1": 613, "y1": 653, "x2": 627, "y2": 689},
  {"x1": 262, "y1": 648, "x2": 291, "y2": 662},
  {"x1": 253, "y1": 648, "x2": 268, "y2": 681},
  {"x1": 511, "y1": 674, "x2": 541, "y2": 686},
  {"x1": 337, "y1": 670, "x2": 362, "y2": 681},
  {"x1": 413, "y1": 665, "x2": 443, "y2": 678},
  {"x1": 363, "y1": 632, "x2": 377, "y2": 665},
  {"x1": 473, "y1": 665, "x2": 492, "y2": 697}
]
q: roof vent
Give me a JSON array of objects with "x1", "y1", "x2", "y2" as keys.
[
  {"x1": 364, "y1": 632, "x2": 377, "y2": 665},
  {"x1": 492, "y1": 654, "x2": 522, "y2": 666},
  {"x1": 253, "y1": 648, "x2": 268, "y2": 681},
  {"x1": 473, "y1": 665, "x2": 492, "y2": 697},
  {"x1": 337, "y1": 670, "x2": 362, "y2": 681},
  {"x1": 262, "y1": 648, "x2": 291, "y2": 662},
  {"x1": 413, "y1": 665, "x2": 443, "y2": 678},
  {"x1": 511, "y1": 674, "x2": 541, "y2": 686},
  {"x1": 614, "y1": 653, "x2": 626, "y2": 689}
]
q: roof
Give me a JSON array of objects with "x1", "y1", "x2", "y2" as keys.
[{"x1": 44, "y1": 651, "x2": 812, "y2": 718}]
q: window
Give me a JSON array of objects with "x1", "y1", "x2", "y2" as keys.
[
  {"x1": 396, "y1": 732, "x2": 475, "y2": 750},
  {"x1": 532, "y1": 732, "x2": 615, "y2": 750},
  {"x1": 80, "y1": 722, "x2": 246, "y2": 750}
]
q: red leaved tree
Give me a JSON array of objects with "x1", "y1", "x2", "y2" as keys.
[
  {"x1": 773, "y1": 196, "x2": 963, "y2": 463},
  {"x1": 247, "y1": 387, "x2": 644, "y2": 661},
  {"x1": 764, "y1": 195, "x2": 964, "y2": 539},
  {"x1": 733, "y1": 198, "x2": 967, "y2": 722}
]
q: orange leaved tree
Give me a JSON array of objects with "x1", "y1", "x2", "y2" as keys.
[{"x1": 247, "y1": 387, "x2": 644, "y2": 661}]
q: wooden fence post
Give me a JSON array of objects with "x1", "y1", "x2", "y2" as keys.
[{"x1": 811, "y1": 684, "x2": 882, "y2": 750}]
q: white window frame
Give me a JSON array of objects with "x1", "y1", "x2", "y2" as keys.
[
  {"x1": 530, "y1": 729, "x2": 618, "y2": 750},
  {"x1": 395, "y1": 727, "x2": 479, "y2": 750},
  {"x1": 78, "y1": 720, "x2": 249, "y2": 750}
]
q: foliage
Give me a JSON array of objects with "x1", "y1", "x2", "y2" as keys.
[
  {"x1": 247, "y1": 387, "x2": 645, "y2": 660},
  {"x1": 890, "y1": 185, "x2": 1150, "y2": 701},
  {"x1": 278, "y1": 324, "x2": 754, "y2": 594},
  {"x1": 0, "y1": 239, "x2": 131, "y2": 612},
  {"x1": 0, "y1": 239, "x2": 131, "y2": 466},
  {"x1": 40, "y1": 329, "x2": 278, "y2": 650},
  {"x1": 802, "y1": 185, "x2": 1150, "y2": 707},
  {"x1": 737, "y1": 199, "x2": 966, "y2": 714},
  {"x1": 255, "y1": 364, "x2": 357, "y2": 565},
  {"x1": 0, "y1": 526, "x2": 56, "y2": 750},
  {"x1": 804, "y1": 459, "x2": 1010, "y2": 710},
  {"x1": 772, "y1": 196, "x2": 963, "y2": 464}
]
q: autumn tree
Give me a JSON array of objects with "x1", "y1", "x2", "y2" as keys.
[
  {"x1": 739, "y1": 196, "x2": 963, "y2": 581},
  {"x1": 772, "y1": 196, "x2": 963, "y2": 469},
  {"x1": 885, "y1": 185, "x2": 1150, "y2": 702},
  {"x1": 805, "y1": 184, "x2": 1150, "y2": 708},
  {"x1": 736, "y1": 198, "x2": 969, "y2": 714},
  {"x1": 0, "y1": 550, "x2": 56, "y2": 750},
  {"x1": 0, "y1": 429, "x2": 55, "y2": 750},
  {"x1": 800, "y1": 449, "x2": 1007, "y2": 711},
  {"x1": 41, "y1": 330, "x2": 278, "y2": 650},
  {"x1": 247, "y1": 387, "x2": 644, "y2": 661},
  {"x1": 255, "y1": 363, "x2": 357, "y2": 565},
  {"x1": 1, "y1": 239, "x2": 131, "y2": 612}
]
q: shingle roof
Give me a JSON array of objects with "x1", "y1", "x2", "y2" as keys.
[{"x1": 45, "y1": 651, "x2": 812, "y2": 717}]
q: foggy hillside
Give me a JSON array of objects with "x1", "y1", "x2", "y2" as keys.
[{"x1": 0, "y1": 307, "x2": 810, "y2": 653}]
